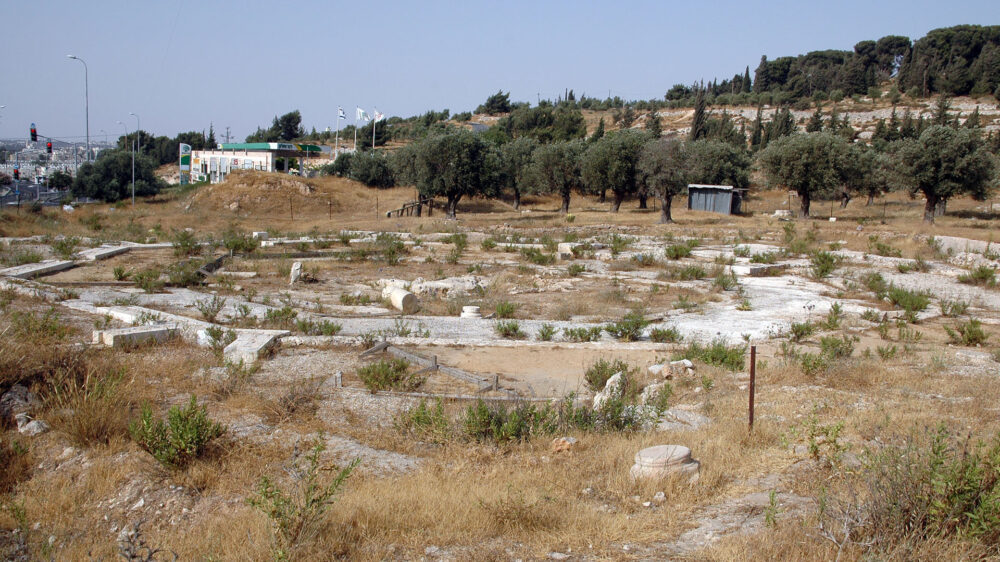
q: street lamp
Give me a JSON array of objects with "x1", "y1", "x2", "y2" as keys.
[
  {"x1": 66, "y1": 55, "x2": 90, "y2": 162},
  {"x1": 118, "y1": 120, "x2": 135, "y2": 206},
  {"x1": 129, "y1": 112, "x2": 140, "y2": 156}
]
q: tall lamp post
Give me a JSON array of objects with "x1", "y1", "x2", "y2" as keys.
[
  {"x1": 118, "y1": 121, "x2": 135, "y2": 206},
  {"x1": 129, "y1": 112, "x2": 140, "y2": 156},
  {"x1": 66, "y1": 55, "x2": 90, "y2": 162}
]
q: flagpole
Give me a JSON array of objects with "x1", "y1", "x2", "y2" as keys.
[
  {"x1": 334, "y1": 108, "x2": 340, "y2": 159},
  {"x1": 353, "y1": 108, "x2": 358, "y2": 152},
  {"x1": 372, "y1": 107, "x2": 377, "y2": 149}
]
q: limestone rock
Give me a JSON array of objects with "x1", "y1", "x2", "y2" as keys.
[
  {"x1": 551, "y1": 436, "x2": 579, "y2": 453},
  {"x1": 630, "y1": 444, "x2": 701, "y2": 484},
  {"x1": 15, "y1": 413, "x2": 49, "y2": 436},
  {"x1": 640, "y1": 382, "x2": 669, "y2": 405},
  {"x1": 593, "y1": 372, "x2": 624, "y2": 410},
  {"x1": 1, "y1": 384, "x2": 39, "y2": 425},
  {"x1": 656, "y1": 408, "x2": 712, "y2": 432}
]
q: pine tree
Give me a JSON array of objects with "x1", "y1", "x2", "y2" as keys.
[
  {"x1": 825, "y1": 108, "x2": 840, "y2": 132},
  {"x1": 207, "y1": 123, "x2": 216, "y2": 147},
  {"x1": 933, "y1": 96, "x2": 951, "y2": 126},
  {"x1": 742, "y1": 66, "x2": 752, "y2": 93}
]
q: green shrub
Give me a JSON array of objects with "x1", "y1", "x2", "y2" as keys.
[
  {"x1": 896, "y1": 258, "x2": 930, "y2": 274},
  {"x1": 750, "y1": 252, "x2": 777, "y2": 264},
  {"x1": 264, "y1": 306, "x2": 298, "y2": 328},
  {"x1": 112, "y1": 266, "x2": 130, "y2": 281},
  {"x1": 823, "y1": 302, "x2": 843, "y2": 330},
  {"x1": 939, "y1": 299, "x2": 969, "y2": 317},
  {"x1": 584, "y1": 358, "x2": 634, "y2": 391},
  {"x1": 166, "y1": 260, "x2": 204, "y2": 287},
  {"x1": 461, "y1": 400, "x2": 557, "y2": 444},
  {"x1": 607, "y1": 234, "x2": 633, "y2": 256},
  {"x1": 195, "y1": 295, "x2": 227, "y2": 323},
  {"x1": 790, "y1": 321, "x2": 815, "y2": 342},
  {"x1": 887, "y1": 285, "x2": 931, "y2": 320},
  {"x1": 51, "y1": 236, "x2": 80, "y2": 260},
  {"x1": 494, "y1": 320, "x2": 524, "y2": 339},
  {"x1": 7, "y1": 308, "x2": 72, "y2": 340},
  {"x1": 563, "y1": 326, "x2": 603, "y2": 342},
  {"x1": 171, "y1": 229, "x2": 200, "y2": 257},
  {"x1": 603, "y1": 311, "x2": 648, "y2": 342},
  {"x1": 733, "y1": 245, "x2": 751, "y2": 258},
  {"x1": 357, "y1": 359, "x2": 423, "y2": 392},
  {"x1": 133, "y1": 268, "x2": 164, "y2": 293},
  {"x1": 536, "y1": 323, "x2": 556, "y2": 341},
  {"x1": 958, "y1": 265, "x2": 997, "y2": 287},
  {"x1": 222, "y1": 227, "x2": 259, "y2": 254},
  {"x1": 810, "y1": 251, "x2": 839, "y2": 278},
  {"x1": 0, "y1": 248, "x2": 43, "y2": 267},
  {"x1": 863, "y1": 271, "x2": 889, "y2": 299},
  {"x1": 567, "y1": 264, "x2": 586, "y2": 277},
  {"x1": 494, "y1": 301, "x2": 517, "y2": 319},
  {"x1": 395, "y1": 399, "x2": 450, "y2": 443},
  {"x1": 339, "y1": 293, "x2": 372, "y2": 306},
  {"x1": 819, "y1": 334, "x2": 855, "y2": 359},
  {"x1": 664, "y1": 244, "x2": 692, "y2": 260},
  {"x1": 649, "y1": 326, "x2": 683, "y2": 343},
  {"x1": 675, "y1": 338, "x2": 747, "y2": 371},
  {"x1": 712, "y1": 270, "x2": 738, "y2": 291},
  {"x1": 129, "y1": 396, "x2": 225, "y2": 468},
  {"x1": 632, "y1": 253, "x2": 657, "y2": 267},
  {"x1": 944, "y1": 318, "x2": 989, "y2": 346},
  {"x1": 867, "y1": 235, "x2": 902, "y2": 257},
  {"x1": 247, "y1": 437, "x2": 358, "y2": 557},
  {"x1": 295, "y1": 318, "x2": 343, "y2": 336},
  {"x1": 520, "y1": 248, "x2": 556, "y2": 265}
]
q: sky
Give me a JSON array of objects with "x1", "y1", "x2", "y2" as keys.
[{"x1": 1, "y1": 0, "x2": 997, "y2": 144}]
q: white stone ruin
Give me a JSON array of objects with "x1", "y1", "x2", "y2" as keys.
[
  {"x1": 629, "y1": 444, "x2": 701, "y2": 484},
  {"x1": 460, "y1": 305, "x2": 482, "y2": 318}
]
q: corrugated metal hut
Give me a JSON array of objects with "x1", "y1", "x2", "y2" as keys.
[{"x1": 687, "y1": 184, "x2": 746, "y2": 215}]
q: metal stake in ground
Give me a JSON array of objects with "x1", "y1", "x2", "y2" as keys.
[{"x1": 748, "y1": 345, "x2": 756, "y2": 430}]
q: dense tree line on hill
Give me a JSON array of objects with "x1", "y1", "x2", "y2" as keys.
[{"x1": 71, "y1": 149, "x2": 166, "y2": 202}]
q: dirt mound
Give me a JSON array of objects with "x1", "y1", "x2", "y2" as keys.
[
  {"x1": 155, "y1": 164, "x2": 179, "y2": 185},
  {"x1": 186, "y1": 170, "x2": 376, "y2": 216}
]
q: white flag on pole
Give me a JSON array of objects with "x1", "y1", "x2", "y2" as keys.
[
  {"x1": 338, "y1": 107, "x2": 346, "y2": 120},
  {"x1": 356, "y1": 107, "x2": 370, "y2": 121},
  {"x1": 374, "y1": 109, "x2": 385, "y2": 123}
]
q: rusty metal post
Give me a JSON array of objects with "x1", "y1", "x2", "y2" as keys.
[{"x1": 748, "y1": 345, "x2": 756, "y2": 430}]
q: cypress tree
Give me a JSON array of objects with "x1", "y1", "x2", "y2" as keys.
[
  {"x1": 646, "y1": 111, "x2": 662, "y2": 139},
  {"x1": 750, "y1": 107, "x2": 764, "y2": 150},
  {"x1": 591, "y1": 118, "x2": 605, "y2": 143},
  {"x1": 690, "y1": 85, "x2": 708, "y2": 141},
  {"x1": 742, "y1": 66, "x2": 752, "y2": 93},
  {"x1": 806, "y1": 106, "x2": 824, "y2": 132}
]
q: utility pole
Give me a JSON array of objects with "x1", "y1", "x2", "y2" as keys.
[{"x1": 224, "y1": 127, "x2": 231, "y2": 143}]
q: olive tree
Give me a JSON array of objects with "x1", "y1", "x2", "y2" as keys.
[
  {"x1": 412, "y1": 130, "x2": 501, "y2": 218},
  {"x1": 687, "y1": 139, "x2": 752, "y2": 189},
  {"x1": 636, "y1": 138, "x2": 691, "y2": 223},
  {"x1": 525, "y1": 140, "x2": 584, "y2": 213},
  {"x1": 895, "y1": 125, "x2": 997, "y2": 222},
  {"x1": 500, "y1": 136, "x2": 538, "y2": 210},
  {"x1": 757, "y1": 132, "x2": 850, "y2": 218},
  {"x1": 581, "y1": 130, "x2": 650, "y2": 212}
]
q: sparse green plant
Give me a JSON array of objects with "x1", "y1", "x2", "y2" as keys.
[
  {"x1": 205, "y1": 325, "x2": 237, "y2": 356},
  {"x1": 897, "y1": 325, "x2": 923, "y2": 343},
  {"x1": 395, "y1": 399, "x2": 450, "y2": 443},
  {"x1": 750, "y1": 252, "x2": 777, "y2": 264},
  {"x1": 480, "y1": 238, "x2": 497, "y2": 251},
  {"x1": 0, "y1": 248, "x2": 43, "y2": 267},
  {"x1": 166, "y1": 260, "x2": 204, "y2": 288},
  {"x1": 733, "y1": 245, "x2": 751, "y2": 258},
  {"x1": 607, "y1": 233, "x2": 633, "y2": 256},
  {"x1": 129, "y1": 396, "x2": 225, "y2": 468},
  {"x1": 567, "y1": 263, "x2": 586, "y2": 277},
  {"x1": 632, "y1": 253, "x2": 657, "y2": 267},
  {"x1": 958, "y1": 265, "x2": 997, "y2": 287},
  {"x1": 494, "y1": 301, "x2": 517, "y2": 319},
  {"x1": 861, "y1": 308, "x2": 883, "y2": 323},
  {"x1": 195, "y1": 295, "x2": 227, "y2": 323},
  {"x1": 867, "y1": 235, "x2": 902, "y2": 257},
  {"x1": 604, "y1": 310, "x2": 648, "y2": 342},
  {"x1": 132, "y1": 268, "x2": 164, "y2": 293},
  {"x1": 171, "y1": 229, "x2": 200, "y2": 257},
  {"x1": 896, "y1": 258, "x2": 930, "y2": 274},
  {"x1": 112, "y1": 266, "x2": 130, "y2": 281},
  {"x1": 944, "y1": 318, "x2": 989, "y2": 346},
  {"x1": 247, "y1": 437, "x2": 358, "y2": 558},
  {"x1": 712, "y1": 269, "x2": 738, "y2": 291},
  {"x1": 820, "y1": 334, "x2": 856, "y2": 359},
  {"x1": 494, "y1": 320, "x2": 524, "y2": 339},
  {"x1": 790, "y1": 321, "x2": 815, "y2": 342},
  {"x1": 222, "y1": 227, "x2": 259, "y2": 254},
  {"x1": 823, "y1": 302, "x2": 843, "y2": 330},
  {"x1": 940, "y1": 299, "x2": 969, "y2": 317},
  {"x1": 339, "y1": 293, "x2": 372, "y2": 306},
  {"x1": 876, "y1": 344, "x2": 898, "y2": 360},
  {"x1": 887, "y1": 285, "x2": 931, "y2": 321},
  {"x1": 810, "y1": 251, "x2": 839, "y2": 279},
  {"x1": 563, "y1": 326, "x2": 603, "y2": 342},
  {"x1": 675, "y1": 338, "x2": 747, "y2": 371},
  {"x1": 520, "y1": 247, "x2": 556, "y2": 265},
  {"x1": 764, "y1": 490, "x2": 779, "y2": 527},
  {"x1": 673, "y1": 294, "x2": 698, "y2": 310},
  {"x1": 51, "y1": 236, "x2": 80, "y2": 259},
  {"x1": 584, "y1": 358, "x2": 635, "y2": 392},
  {"x1": 649, "y1": 326, "x2": 683, "y2": 343},
  {"x1": 264, "y1": 305, "x2": 298, "y2": 328},
  {"x1": 536, "y1": 323, "x2": 556, "y2": 341},
  {"x1": 862, "y1": 271, "x2": 889, "y2": 299},
  {"x1": 357, "y1": 358, "x2": 423, "y2": 392}
]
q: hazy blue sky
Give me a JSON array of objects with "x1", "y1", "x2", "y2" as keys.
[{"x1": 1, "y1": 1, "x2": 996, "y2": 143}]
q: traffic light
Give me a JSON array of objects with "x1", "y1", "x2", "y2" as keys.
[
  {"x1": 46, "y1": 141, "x2": 52, "y2": 154},
  {"x1": 30, "y1": 123, "x2": 37, "y2": 142},
  {"x1": 12, "y1": 169, "x2": 19, "y2": 180}
]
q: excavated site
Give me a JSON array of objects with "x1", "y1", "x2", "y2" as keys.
[{"x1": 2, "y1": 183, "x2": 1000, "y2": 560}]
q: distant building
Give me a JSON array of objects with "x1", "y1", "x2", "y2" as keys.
[
  {"x1": 687, "y1": 184, "x2": 746, "y2": 215},
  {"x1": 190, "y1": 142, "x2": 331, "y2": 183}
]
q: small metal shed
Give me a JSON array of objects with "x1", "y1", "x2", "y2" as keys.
[{"x1": 687, "y1": 184, "x2": 746, "y2": 215}]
